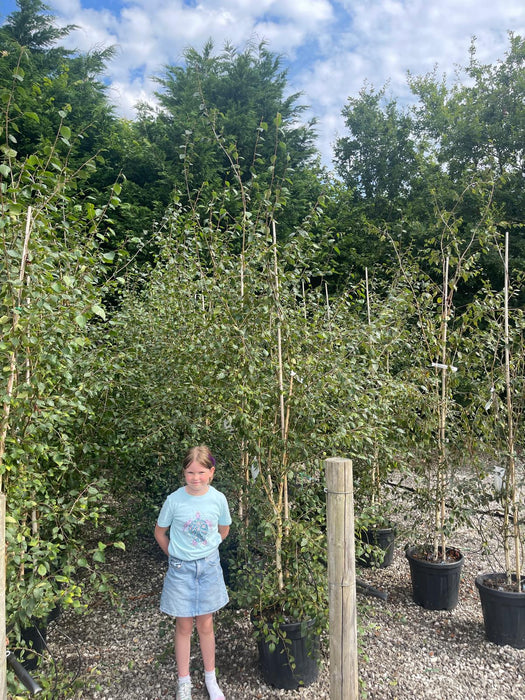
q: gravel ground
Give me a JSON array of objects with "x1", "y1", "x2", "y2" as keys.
[{"x1": 36, "y1": 511, "x2": 525, "y2": 700}]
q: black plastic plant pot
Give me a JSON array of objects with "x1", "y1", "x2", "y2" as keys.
[
  {"x1": 475, "y1": 573, "x2": 525, "y2": 649},
  {"x1": 405, "y1": 546, "x2": 464, "y2": 611},
  {"x1": 357, "y1": 526, "x2": 396, "y2": 569},
  {"x1": 19, "y1": 621, "x2": 48, "y2": 671},
  {"x1": 257, "y1": 618, "x2": 319, "y2": 690}
]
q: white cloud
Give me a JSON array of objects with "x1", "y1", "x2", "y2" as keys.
[{"x1": 107, "y1": 78, "x2": 158, "y2": 116}]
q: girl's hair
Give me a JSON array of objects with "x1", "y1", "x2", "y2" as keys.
[{"x1": 182, "y1": 445, "x2": 216, "y2": 471}]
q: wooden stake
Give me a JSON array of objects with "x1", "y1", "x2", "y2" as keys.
[
  {"x1": 326, "y1": 457, "x2": 358, "y2": 700},
  {"x1": 365, "y1": 267, "x2": 371, "y2": 325}
]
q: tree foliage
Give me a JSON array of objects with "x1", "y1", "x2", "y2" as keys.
[
  {"x1": 99, "y1": 127, "x2": 418, "y2": 623},
  {"x1": 0, "y1": 45, "x2": 127, "y2": 656},
  {"x1": 332, "y1": 34, "x2": 525, "y2": 290},
  {"x1": 137, "y1": 40, "x2": 323, "y2": 237}
]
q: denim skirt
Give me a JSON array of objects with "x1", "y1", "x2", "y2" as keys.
[{"x1": 160, "y1": 549, "x2": 229, "y2": 618}]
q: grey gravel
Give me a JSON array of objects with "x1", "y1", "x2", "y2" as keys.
[{"x1": 41, "y1": 515, "x2": 525, "y2": 699}]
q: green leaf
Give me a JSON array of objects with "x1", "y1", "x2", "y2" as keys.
[
  {"x1": 92, "y1": 304, "x2": 106, "y2": 320},
  {"x1": 0, "y1": 146, "x2": 17, "y2": 158}
]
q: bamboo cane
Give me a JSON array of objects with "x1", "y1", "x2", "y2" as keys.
[
  {"x1": 503, "y1": 232, "x2": 521, "y2": 589},
  {"x1": 0, "y1": 209, "x2": 32, "y2": 489},
  {"x1": 435, "y1": 256, "x2": 449, "y2": 560}
]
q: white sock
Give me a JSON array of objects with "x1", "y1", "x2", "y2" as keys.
[
  {"x1": 178, "y1": 675, "x2": 191, "y2": 687},
  {"x1": 204, "y1": 669, "x2": 224, "y2": 700}
]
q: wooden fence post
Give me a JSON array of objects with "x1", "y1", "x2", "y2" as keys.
[
  {"x1": 0, "y1": 494, "x2": 6, "y2": 700},
  {"x1": 326, "y1": 457, "x2": 358, "y2": 700}
]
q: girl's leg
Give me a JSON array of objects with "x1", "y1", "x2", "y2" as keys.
[
  {"x1": 196, "y1": 615, "x2": 224, "y2": 700},
  {"x1": 175, "y1": 617, "x2": 194, "y2": 677},
  {"x1": 195, "y1": 613, "x2": 215, "y2": 671}
]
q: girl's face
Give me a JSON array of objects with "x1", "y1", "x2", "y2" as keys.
[{"x1": 184, "y1": 460, "x2": 215, "y2": 495}]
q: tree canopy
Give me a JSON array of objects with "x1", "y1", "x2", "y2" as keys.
[{"x1": 330, "y1": 33, "x2": 525, "y2": 289}]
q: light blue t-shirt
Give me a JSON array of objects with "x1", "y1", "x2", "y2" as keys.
[{"x1": 157, "y1": 485, "x2": 232, "y2": 561}]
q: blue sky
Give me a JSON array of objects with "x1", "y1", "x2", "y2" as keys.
[{"x1": 2, "y1": 0, "x2": 524, "y2": 168}]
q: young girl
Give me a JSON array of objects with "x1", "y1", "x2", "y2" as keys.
[{"x1": 155, "y1": 446, "x2": 231, "y2": 700}]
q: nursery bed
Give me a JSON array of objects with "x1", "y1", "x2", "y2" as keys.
[{"x1": 36, "y1": 512, "x2": 525, "y2": 700}]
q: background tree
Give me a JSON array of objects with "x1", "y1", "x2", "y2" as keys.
[
  {"x1": 140, "y1": 40, "x2": 323, "y2": 237},
  {"x1": 409, "y1": 33, "x2": 525, "y2": 287},
  {"x1": 331, "y1": 84, "x2": 429, "y2": 285},
  {"x1": 0, "y1": 0, "x2": 108, "y2": 160},
  {"x1": 1, "y1": 0, "x2": 76, "y2": 52},
  {"x1": 1, "y1": 0, "x2": 145, "y2": 276},
  {"x1": 331, "y1": 34, "x2": 525, "y2": 294},
  {"x1": 334, "y1": 84, "x2": 420, "y2": 205}
]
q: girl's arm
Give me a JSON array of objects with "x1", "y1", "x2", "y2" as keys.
[
  {"x1": 154, "y1": 524, "x2": 170, "y2": 556},
  {"x1": 218, "y1": 525, "x2": 230, "y2": 542}
]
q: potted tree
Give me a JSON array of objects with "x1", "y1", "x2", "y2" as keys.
[
  {"x1": 389, "y1": 200, "x2": 488, "y2": 610},
  {"x1": 475, "y1": 231, "x2": 525, "y2": 648},
  {"x1": 173, "y1": 123, "x2": 380, "y2": 687},
  {"x1": 403, "y1": 251, "x2": 464, "y2": 610},
  {"x1": 233, "y1": 478, "x2": 328, "y2": 690},
  {"x1": 354, "y1": 276, "x2": 410, "y2": 569},
  {"x1": 354, "y1": 272, "x2": 396, "y2": 569},
  {"x1": 226, "y1": 219, "x2": 332, "y2": 690}
]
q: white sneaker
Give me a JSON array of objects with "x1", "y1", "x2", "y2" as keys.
[{"x1": 176, "y1": 681, "x2": 192, "y2": 700}]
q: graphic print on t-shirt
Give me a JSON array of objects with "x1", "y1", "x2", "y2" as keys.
[{"x1": 183, "y1": 511, "x2": 213, "y2": 547}]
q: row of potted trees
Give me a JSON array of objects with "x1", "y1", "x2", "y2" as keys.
[
  {"x1": 355, "y1": 228, "x2": 524, "y2": 649},
  {"x1": 106, "y1": 158, "x2": 523, "y2": 690},
  {"x1": 229, "y1": 219, "x2": 525, "y2": 689},
  {"x1": 223, "y1": 208, "x2": 523, "y2": 689}
]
